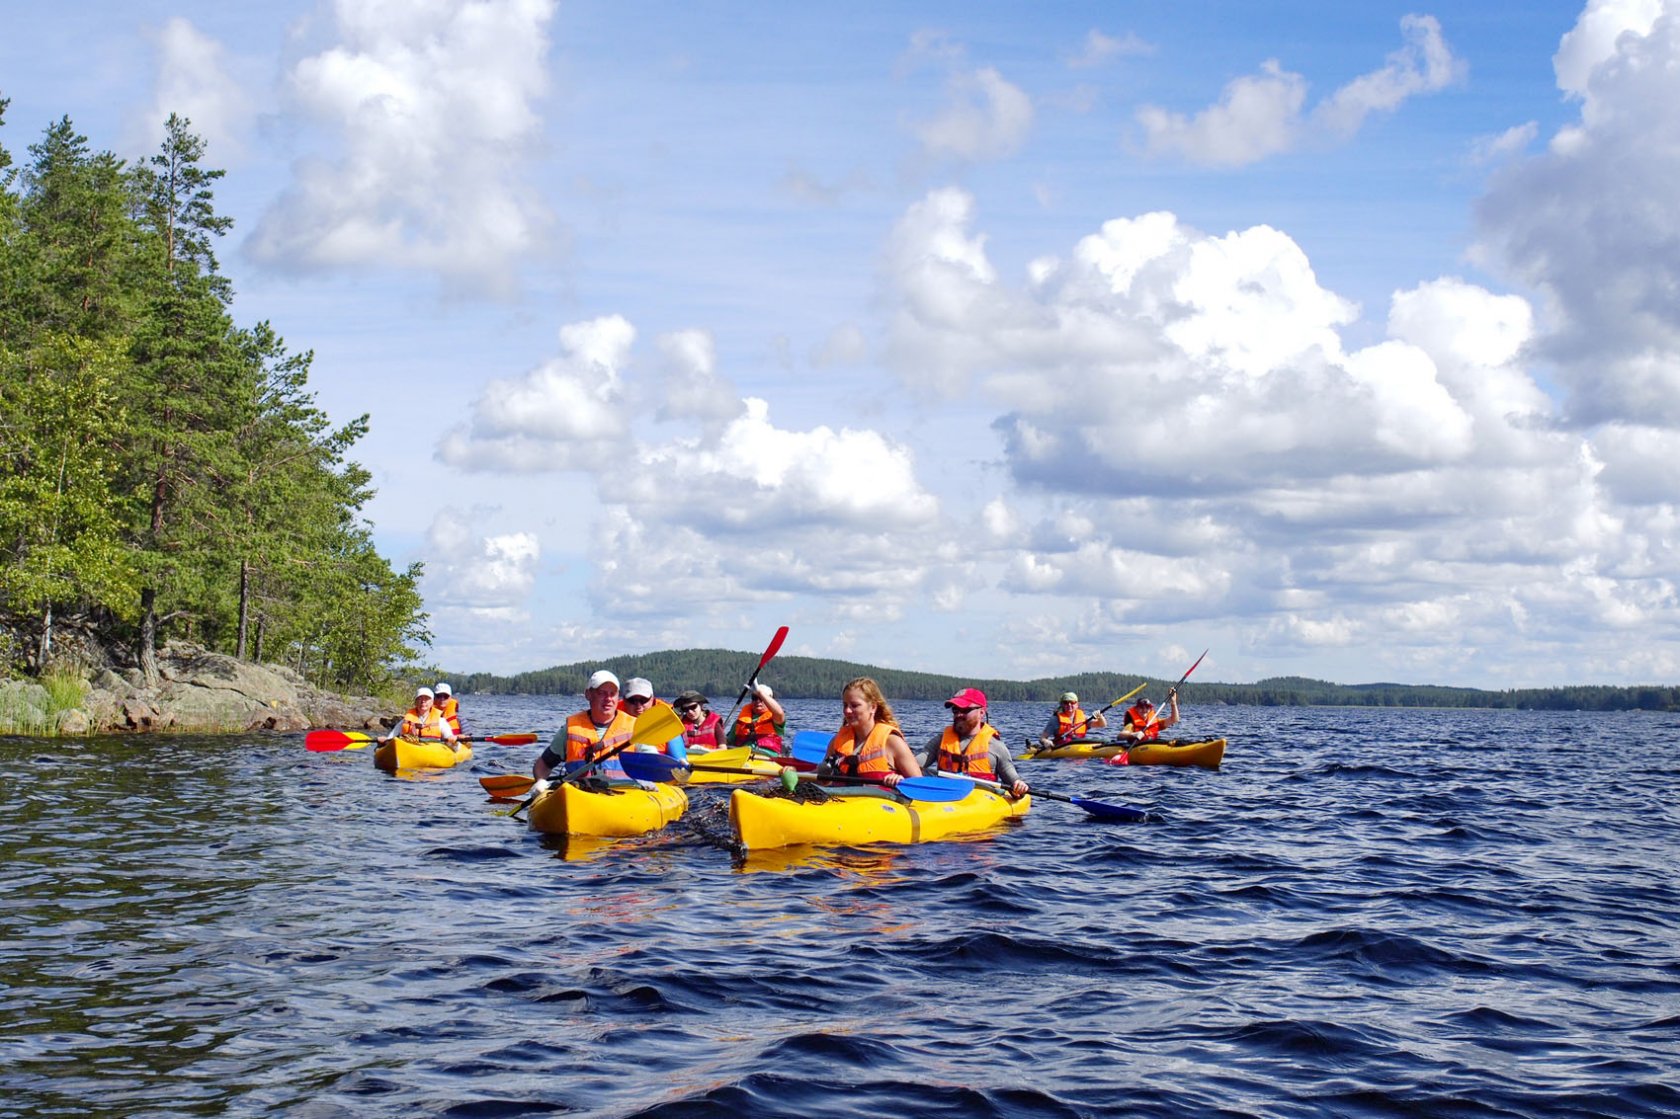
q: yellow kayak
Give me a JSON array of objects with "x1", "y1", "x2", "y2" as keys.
[
  {"x1": 374, "y1": 737, "x2": 473, "y2": 771},
  {"x1": 1021, "y1": 736, "x2": 1226, "y2": 769},
  {"x1": 682, "y1": 746, "x2": 785, "y2": 784},
  {"x1": 526, "y1": 779, "x2": 688, "y2": 837},
  {"x1": 729, "y1": 785, "x2": 1029, "y2": 851}
]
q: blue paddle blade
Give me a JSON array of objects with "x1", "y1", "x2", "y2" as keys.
[
  {"x1": 1068, "y1": 795, "x2": 1149, "y2": 822},
  {"x1": 789, "y1": 729, "x2": 831, "y2": 766},
  {"x1": 891, "y1": 776, "x2": 972, "y2": 802},
  {"x1": 617, "y1": 751, "x2": 686, "y2": 783}
]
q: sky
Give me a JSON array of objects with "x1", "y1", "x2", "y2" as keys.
[{"x1": 4, "y1": 0, "x2": 1678, "y2": 689}]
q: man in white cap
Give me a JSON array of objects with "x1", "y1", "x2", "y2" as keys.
[
  {"x1": 1037, "y1": 690, "x2": 1106, "y2": 750},
  {"x1": 619, "y1": 677, "x2": 688, "y2": 761},
  {"x1": 534, "y1": 669, "x2": 633, "y2": 780},
  {"x1": 378, "y1": 685, "x2": 458, "y2": 746},
  {"x1": 726, "y1": 683, "x2": 787, "y2": 753},
  {"x1": 433, "y1": 681, "x2": 462, "y2": 736}
]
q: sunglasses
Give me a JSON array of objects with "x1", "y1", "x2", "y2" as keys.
[{"x1": 676, "y1": 704, "x2": 699, "y2": 713}]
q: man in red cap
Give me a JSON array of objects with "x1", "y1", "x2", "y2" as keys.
[{"x1": 919, "y1": 687, "x2": 1029, "y2": 797}]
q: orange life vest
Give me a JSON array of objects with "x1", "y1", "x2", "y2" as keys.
[
  {"x1": 564, "y1": 710, "x2": 637, "y2": 764},
  {"x1": 732, "y1": 706, "x2": 783, "y2": 750},
  {"x1": 1055, "y1": 707, "x2": 1089, "y2": 743},
  {"x1": 830, "y1": 722, "x2": 894, "y2": 777},
  {"x1": 400, "y1": 707, "x2": 450, "y2": 740},
  {"x1": 937, "y1": 724, "x2": 998, "y2": 779},
  {"x1": 1124, "y1": 703, "x2": 1161, "y2": 742},
  {"x1": 437, "y1": 696, "x2": 462, "y2": 735}
]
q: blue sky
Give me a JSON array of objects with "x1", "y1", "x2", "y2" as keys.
[{"x1": 6, "y1": 0, "x2": 1677, "y2": 689}]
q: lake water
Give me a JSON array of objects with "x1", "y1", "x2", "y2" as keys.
[{"x1": 2, "y1": 696, "x2": 1677, "y2": 1118}]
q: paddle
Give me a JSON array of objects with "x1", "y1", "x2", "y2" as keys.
[
  {"x1": 788, "y1": 729, "x2": 831, "y2": 768},
  {"x1": 933, "y1": 770, "x2": 1149, "y2": 822},
  {"x1": 617, "y1": 749, "x2": 971, "y2": 802},
  {"x1": 509, "y1": 705, "x2": 686, "y2": 819},
  {"x1": 1060, "y1": 682, "x2": 1149, "y2": 744},
  {"x1": 304, "y1": 729, "x2": 540, "y2": 753},
  {"x1": 717, "y1": 626, "x2": 790, "y2": 747}
]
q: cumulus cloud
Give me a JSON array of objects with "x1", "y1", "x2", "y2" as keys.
[
  {"x1": 420, "y1": 508, "x2": 541, "y2": 658},
  {"x1": 876, "y1": 185, "x2": 1679, "y2": 678},
  {"x1": 246, "y1": 0, "x2": 556, "y2": 293},
  {"x1": 1137, "y1": 14, "x2": 1462, "y2": 166},
  {"x1": 131, "y1": 18, "x2": 255, "y2": 160},
  {"x1": 1474, "y1": 0, "x2": 1680, "y2": 427},
  {"x1": 438, "y1": 315, "x2": 635, "y2": 471}
]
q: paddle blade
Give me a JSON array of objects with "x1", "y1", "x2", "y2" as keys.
[
  {"x1": 1069, "y1": 794, "x2": 1150, "y2": 822},
  {"x1": 479, "y1": 773, "x2": 537, "y2": 798},
  {"x1": 789, "y1": 729, "x2": 830, "y2": 767},
  {"x1": 895, "y1": 776, "x2": 972, "y2": 802},
  {"x1": 475, "y1": 732, "x2": 539, "y2": 746},
  {"x1": 305, "y1": 729, "x2": 369, "y2": 752},
  {"x1": 630, "y1": 706, "x2": 684, "y2": 748},
  {"x1": 757, "y1": 625, "x2": 790, "y2": 672},
  {"x1": 618, "y1": 751, "x2": 688, "y2": 783}
]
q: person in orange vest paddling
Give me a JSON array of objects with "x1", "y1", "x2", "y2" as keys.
[{"x1": 921, "y1": 687, "x2": 1028, "y2": 796}]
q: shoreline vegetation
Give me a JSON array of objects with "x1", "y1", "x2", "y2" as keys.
[{"x1": 452, "y1": 649, "x2": 1680, "y2": 713}]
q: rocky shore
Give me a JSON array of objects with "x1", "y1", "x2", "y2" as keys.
[{"x1": 0, "y1": 641, "x2": 390, "y2": 736}]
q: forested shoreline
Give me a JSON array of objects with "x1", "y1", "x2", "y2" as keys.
[
  {"x1": 453, "y1": 650, "x2": 1680, "y2": 712},
  {"x1": 0, "y1": 102, "x2": 426, "y2": 691}
]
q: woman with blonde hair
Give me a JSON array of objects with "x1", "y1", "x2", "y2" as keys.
[{"x1": 820, "y1": 676, "x2": 922, "y2": 788}]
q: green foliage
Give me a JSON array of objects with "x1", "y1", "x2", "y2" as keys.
[
  {"x1": 451, "y1": 649, "x2": 1680, "y2": 712},
  {"x1": 0, "y1": 109, "x2": 425, "y2": 690}
]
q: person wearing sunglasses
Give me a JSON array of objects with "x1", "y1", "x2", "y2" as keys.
[
  {"x1": 619, "y1": 677, "x2": 689, "y2": 761},
  {"x1": 673, "y1": 690, "x2": 723, "y2": 749}
]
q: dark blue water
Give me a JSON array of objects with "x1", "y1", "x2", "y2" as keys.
[{"x1": 3, "y1": 698, "x2": 1678, "y2": 1118}]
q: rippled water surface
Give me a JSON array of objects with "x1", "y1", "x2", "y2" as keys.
[{"x1": 3, "y1": 698, "x2": 1678, "y2": 1118}]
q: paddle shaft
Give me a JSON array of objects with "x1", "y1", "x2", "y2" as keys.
[
  {"x1": 1064, "y1": 682, "x2": 1148, "y2": 741},
  {"x1": 717, "y1": 626, "x2": 790, "y2": 747}
]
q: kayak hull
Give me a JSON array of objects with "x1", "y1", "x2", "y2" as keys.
[
  {"x1": 374, "y1": 738, "x2": 473, "y2": 771},
  {"x1": 1022, "y1": 737, "x2": 1225, "y2": 769},
  {"x1": 527, "y1": 780, "x2": 688, "y2": 837},
  {"x1": 729, "y1": 786, "x2": 1029, "y2": 851}
]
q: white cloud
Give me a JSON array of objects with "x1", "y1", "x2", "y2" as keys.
[
  {"x1": 1475, "y1": 0, "x2": 1680, "y2": 427},
  {"x1": 438, "y1": 315, "x2": 634, "y2": 471},
  {"x1": 1067, "y1": 29, "x2": 1153, "y2": 70},
  {"x1": 1137, "y1": 15, "x2": 1462, "y2": 166},
  {"x1": 911, "y1": 65, "x2": 1034, "y2": 163},
  {"x1": 132, "y1": 18, "x2": 255, "y2": 160},
  {"x1": 246, "y1": 0, "x2": 556, "y2": 293}
]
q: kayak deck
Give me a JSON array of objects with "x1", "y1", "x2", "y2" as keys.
[
  {"x1": 526, "y1": 779, "x2": 688, "y2": 837},
  {"x1": 1021, "y1": 736, "x2": 1225, "y2": 769},
  {"x1": 374, "y1": 738, "x2": 473, "y2": 771},
  {"x1": 729, "y1": 785, "x2": 1029, "y2": 851}
]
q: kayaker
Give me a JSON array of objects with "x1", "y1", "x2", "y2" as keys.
[
  {"x1": 533, "y1": 669, "x2": 636, "y2": 780},
  {"x1": 819, "y1": 676, "x2": 921, "y2": 788},
  {"x1": 378, "y1": 686, "x2": 458, "y2": 747},
  {"x1": 1118, "y1": 689, "x2": 1179, "y2": 743},
  {"x1": 727, "y1": 684, "x2": 787, "y2": 753},
  {"x1": 1038, "y1": 691, "x2": 1105, "y2": 750},
  {"x1": 434, "y1": 681, "x2": 463, "y2": 736},
  {"x1": 674, "y1": 690, "x2": 724, "y2": 748},
  {"x1": 619, "y1": 677, "x2": 688, "y2": 761},
  {"x1": 922, "y1": 687, "x2": 1029, "y2": 797}
]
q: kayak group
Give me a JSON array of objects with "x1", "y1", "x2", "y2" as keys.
[{"x1": 318, "y1": 640, "x2": 1224, "y2": 851}]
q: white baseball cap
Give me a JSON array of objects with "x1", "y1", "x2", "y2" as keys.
[
  {"x1": 624, "y1": 677, "x2": 655, "y2": 700},
  {"x1": 755, "y1": 684, "x2": 774, "y2": 699},
  {"x1": 434, "y1": 682, "x2": 452, "y2": 696},
  {"x1": 415, "y1": 686, "x2": 434, "y2": 699},
  {"x1": 587, "y1": 670, "x2": 620, "y2": 692}
]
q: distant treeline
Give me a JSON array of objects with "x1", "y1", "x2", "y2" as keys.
[{"x1": 450, "y1": 652, "x2": 1680, "y2": 712}]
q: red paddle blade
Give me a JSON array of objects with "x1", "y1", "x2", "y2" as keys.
[
  {"x1": 757, "y1": 625, "x2": 789, "y2": 672},
  {"x1": 1177, "y1": 649, "x2": 1209, "y2": 686},
  {"x1": 305, "y1": 729, "x2": 364, "y2": 752},
  {"x1": 477, "y1": 732, "x2": 539, "y2": 746}
]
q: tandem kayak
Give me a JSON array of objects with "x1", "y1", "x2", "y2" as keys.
[
  {"x1": 526, "y1": 779, "x2": 688, "y2": 837},
  {"x1": 729, "y1": 785, "x2": 1030, "y2": 851},
  {"x1": 373, "y1": 738, "x2": 473, "y2": 771},
  {"x1": 1020, "y1": 736, "x2": 1225, "y2": 769}
]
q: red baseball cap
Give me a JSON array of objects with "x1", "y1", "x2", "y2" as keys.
[{"x1": 944, "y1": 687, "x2": 988, "y2": 711}]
